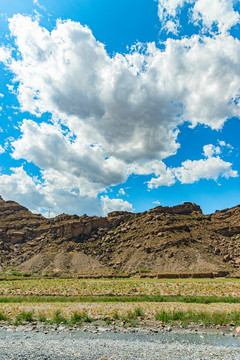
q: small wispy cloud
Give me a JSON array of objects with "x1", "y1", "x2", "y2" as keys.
[
  {"x1": 33, "y1": 0, "x2": 45, "y2": 11},
  {"x1": 118, "y1": 188, "x2": 126, "y2": 196}
]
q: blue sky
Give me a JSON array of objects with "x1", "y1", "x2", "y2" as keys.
[{"x1": 0, "y1": 0, "x2": 240, "y2": 216}]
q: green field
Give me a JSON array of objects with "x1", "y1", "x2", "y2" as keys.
[{"x1": 0, "y1": 278, "x2": 240, "y2": 327}]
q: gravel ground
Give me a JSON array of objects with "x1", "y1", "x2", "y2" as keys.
[{"x1": 0, "y1": 326, "x2": 240, "y2": 360}]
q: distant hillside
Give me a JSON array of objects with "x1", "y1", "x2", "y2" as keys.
[{"x1": 0, "y1": 195, "x2": 240, "y2": 277}]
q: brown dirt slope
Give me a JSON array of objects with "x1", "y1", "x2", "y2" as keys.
[{"x1": 0, "y1": 195, "x2": 240, "y2": 276}]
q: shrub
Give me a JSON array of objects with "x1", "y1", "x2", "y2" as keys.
[
  {"x1": 0, "y1": 312, "x2": 8, "y2": 321},
  {"x1": 11, "y1": 271, "x2": 21, "y2": 277},
  {"x1": 38, "y1": 314, "x2": 47, "y2": 322},
  {"x1": 70, "y1": 311, "x2": 83, "y2": 325},
  {"x1": 53, "y1": 310, "x2": 67, "y2": 325},
  {"x1": 134, "y1": 307, "x2": 145, "y2": 318},
  {"x1": 84, "y1": 313, "x2": 93, "y2": 323},
  {"x1": 121, "y1": 309, "x2": 141, "y2": 325},
  {"x1": 112, "y1": 310, "x2": 120, "y2": 320},
  {"x1": 16, "y1": 311, "x2": 34, "y2": 323},
  {"x1": 105, "y1": 317, "x2": 111, "y2": 325},
  {"x1": 139, "y1": 269, "x2": 150, "y2": 273},
  {"x1": 22, "y1": 273, "x2": 31, "y2": 277}
]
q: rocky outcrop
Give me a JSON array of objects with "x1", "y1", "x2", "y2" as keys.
[
  {"x1": 148, "y1": 202, "x2": 202, "y2": 215},
  {"x1": 0, "y1": 195, "x2": 240, "y2": 275}
]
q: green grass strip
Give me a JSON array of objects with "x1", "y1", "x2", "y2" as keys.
[
  {"x1": 0, "y1": 295, "x2": 240, "y2": 304},
  {"x1": 155, "y1": 309, "x2": 240, "y2": 326}
]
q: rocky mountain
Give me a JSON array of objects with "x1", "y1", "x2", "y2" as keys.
[{"x1": 0, "y1": 195, "x2": 240, "y2": 276}]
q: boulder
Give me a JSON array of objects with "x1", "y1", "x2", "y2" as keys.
[
  {"x1": 236, "y1": 326, "x2": 240, "y2": 335},
  {"x1": 10, "y1": 232, "x2": 25, "y2": 244}
]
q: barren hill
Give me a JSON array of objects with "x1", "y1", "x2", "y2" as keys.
[{"x1": 0, "y1": 195, "x2": 240, "y2": 276}]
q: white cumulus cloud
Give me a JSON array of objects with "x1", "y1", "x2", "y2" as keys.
[
  {"x1": 147, "y1": 167, "x2": 176, "y2": 189},
  {"x1": 174, "y1": 156, "x2": 238, "y2": 183},
  {"x1": 192, "y1": 0, "x2": 240, "y2": 33},
  {"x1": 0, "y1": 167, "x2": 103, "y2": 216},
  {"x1": 203, "y1": 144, "x2": 221, "y2": 157},
  {"x1": 101, "y1": 195, "x2": 133, "y2": 215},
  {"x1": 157, "y1": 0, "x2": 240, "y2": 34},
  {"x1": 0, "y1": 167, "x2": 47, "y2": 211},
  {"x1": 148, "y1": 143, "x2": 238, "y2": 188},
  {"x1": 118, "y1": 188, "x2": 126, "y2": 196}
]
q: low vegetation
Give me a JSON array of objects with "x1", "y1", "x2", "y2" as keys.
[
  {"x1": 0, "y1": 278, "x2": 240, "y2": 297},
  {"x1": 0, "y1": 305, "x2": 239, "y2": 327},
  {"x1": 0, "y1": 294, "x2": 240, "y2": 304},
  {"x1": 155, "y1": 309, "x2": 240, "y2": 327},
  {"x1": 15, "y1": 311, "x2": 34, "y2": 324},
  {"x1": 0, "y1": 278, "x2": 239, "y2": 328}
]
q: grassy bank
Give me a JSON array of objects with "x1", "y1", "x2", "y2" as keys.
[
  {"x1": 0, "y1": 306, "x2": 239, "y2": 328},
  {"x1": 154, "y1": 309, "x2": 240, "y2": 327}
]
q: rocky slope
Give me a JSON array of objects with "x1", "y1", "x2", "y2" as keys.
[{"x1": 0, "y1": 196, "x2": 240, "y2": 276}]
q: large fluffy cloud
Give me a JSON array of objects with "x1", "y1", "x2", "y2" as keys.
[
  {"x1": 7, "y1": 15, "x2": 240, "y2": 150},
  {"x1": 7, "y1": 15, "x2": 181, "y2": 163},
  {"x1": 0, "y1": 12, "x2": 239, "y2": 214}
]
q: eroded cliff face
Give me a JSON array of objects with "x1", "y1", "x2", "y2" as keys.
[{"x1": 0, "y1": 195, "x2": 240, "y2": 276}]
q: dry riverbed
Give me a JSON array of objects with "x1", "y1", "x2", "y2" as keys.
[{"x1": 0, "y1": 323, "x2": 240, "y2": 360}]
